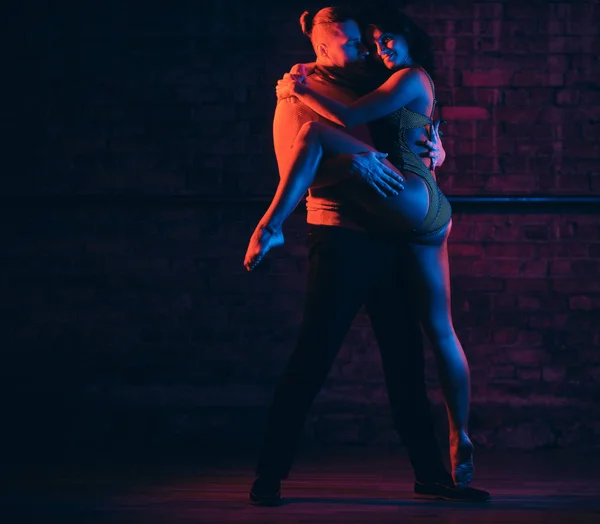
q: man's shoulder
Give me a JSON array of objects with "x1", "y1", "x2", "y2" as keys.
[
  {"x1": 304, "y1": 73, "x2": 328, "y2": 93},
  {"x1": 305, "y1": 73, "x2": 357, "y2": 102},
  {"x1": 275, "y1": 96, "x2": 317, "y2": 119}
]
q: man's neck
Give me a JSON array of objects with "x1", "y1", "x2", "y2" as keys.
[
  {"x1": 313, "y1": 63, "x2": 363, "y2": 92},
  {"x1": 313, "y1": 62, "x2": 388, "y2": 96}
]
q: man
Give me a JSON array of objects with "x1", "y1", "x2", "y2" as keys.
[{"x1": 249, "y1": 6, "x2": 490, "y2": 504}]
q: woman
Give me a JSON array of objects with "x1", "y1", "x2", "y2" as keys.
[{"x1": 244, "y1": 7, "x2": 474, "y2": 489}]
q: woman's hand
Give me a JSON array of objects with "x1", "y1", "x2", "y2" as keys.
[
  {"x1": 276, "y1": 63, "x2": 315, "y2": 101},
  {"x1": 276, "y1": 73, "x2": 304, "y2": 101},
  {"x1": 289, "y1": 62, "x2": 315, "y2": 84}
]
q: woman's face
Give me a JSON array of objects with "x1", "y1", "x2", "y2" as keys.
[{"x1": 368, "y1": 26, "x2": 409, "y2": 70}]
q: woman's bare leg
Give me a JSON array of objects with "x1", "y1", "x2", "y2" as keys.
[
  {"x1": 407, "y1": 220, "x2": 474, "y2": 488},
  {"x1": 244, "y1": 121, "x2": 383, "y2": 271}
]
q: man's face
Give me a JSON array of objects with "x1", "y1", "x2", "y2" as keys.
[{"x1": 319, "y1": 20, "x2": 369, "y2": 69}]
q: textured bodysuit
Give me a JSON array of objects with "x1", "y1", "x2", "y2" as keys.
[{"x1": 368, "y1": 69, "x2": 452, "y2": 237}]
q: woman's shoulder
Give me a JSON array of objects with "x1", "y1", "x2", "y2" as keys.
[
  {"x1": 390, "y1": 66, "x2": 430, "y2": 82},
  {"x1": 387, "y1": 67, "x2": 425, "y2": 90},
  {"x1": 389, "y1": 67, "x2": 433, "y2": 97}
]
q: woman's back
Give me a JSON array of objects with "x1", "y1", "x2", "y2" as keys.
[{"x1": 368, "y1": 67, "x2": 436, "y2": 176}]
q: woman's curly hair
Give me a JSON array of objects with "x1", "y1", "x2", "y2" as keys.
[{"x1": 358, "y1": 5, "x2": 436, "y2": 80}]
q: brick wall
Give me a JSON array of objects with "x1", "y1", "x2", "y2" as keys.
[{"x1": 4, "y1": 0, "x2": 599, "y2": 461}]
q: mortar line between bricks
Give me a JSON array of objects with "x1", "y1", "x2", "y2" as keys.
[{"x1": 2, "y1": 196, "x2": 599, "y2": 213}]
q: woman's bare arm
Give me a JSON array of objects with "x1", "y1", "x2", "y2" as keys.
[
  {"x1": 278, "y1": 67, "x2": 423, "y2": 128},
  {"x1": 289, "y1": 62, "x2": 316, "y2": 81}
]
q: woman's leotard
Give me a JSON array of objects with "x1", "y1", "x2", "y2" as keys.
[{"x1": 369, "y1": 70, "x2": 452, "y2": 237}]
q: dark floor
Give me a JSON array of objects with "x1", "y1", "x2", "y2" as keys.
[{"x1": 3, "y1": 447, "x2": 600, "y2": 523}]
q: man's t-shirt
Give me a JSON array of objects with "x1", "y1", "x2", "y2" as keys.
[{"x1": 272, "y1": 71, "x2": 376, "y2": 231}]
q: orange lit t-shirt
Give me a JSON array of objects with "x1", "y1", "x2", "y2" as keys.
[{"x1": 272, "y1": 70, "x2": 376, "y2": 230}]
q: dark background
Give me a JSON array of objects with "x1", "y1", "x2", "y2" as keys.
[{"x1": 3, "y1": 0, "x2": 599, "y2": 468}]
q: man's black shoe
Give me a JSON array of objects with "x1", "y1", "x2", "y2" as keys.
[
  {"x1": 414, "y1": 480, "x2": 491, "y2": 502},
  {"x1": 249, "y1": 476, "x2": 282, "y2": 506}
]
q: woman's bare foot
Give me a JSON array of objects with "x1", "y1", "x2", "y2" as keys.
[
  {"x1": 450, "y1": 433, "x2": 474, "y2": 488},
  {"x1": 244, "y1": 224, "x2": 284, "y2": 271}
]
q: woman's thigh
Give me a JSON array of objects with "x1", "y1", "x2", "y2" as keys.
[
  {"x1": 342, "y1": 172, "x2": 430, "y2": 234},
  {"x1": 310, "y1": 124, "x2": 429, "y2": 231}
]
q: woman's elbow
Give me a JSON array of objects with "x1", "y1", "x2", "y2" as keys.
[
  {"x1": 329, "y1": 109, "x2": 352, "y2": 128},
  {"x1": 324, "y1": 114, "x2": 348, "y2": 127}
]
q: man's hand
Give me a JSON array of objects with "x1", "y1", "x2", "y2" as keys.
[
  {"x1": 348, "y1": 151, "x2": 405, "y2": 197},
  {"x1": 419, "y1": 120, "x2": 446, "y2": 170}
]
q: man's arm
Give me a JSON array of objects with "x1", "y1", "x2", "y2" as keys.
[
  {"x1": 313, "y1": 155, "x2": 355, "y2": 188},
  {"x1": 315, "y1": 153, "x2": 405, "y2": 199}
]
